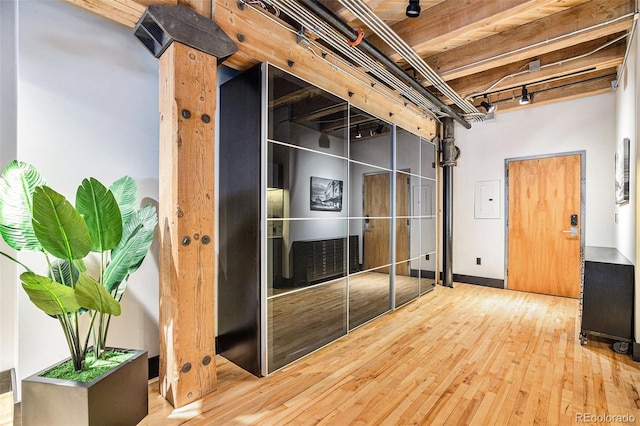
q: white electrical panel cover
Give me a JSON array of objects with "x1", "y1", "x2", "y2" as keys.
[{"x1": 474, "y1": 180, "x2": 501, "y2": 219}]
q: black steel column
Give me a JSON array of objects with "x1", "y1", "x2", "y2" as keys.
[{"x1": 441, "y1": 118, "x2": 457, "y2": 288}]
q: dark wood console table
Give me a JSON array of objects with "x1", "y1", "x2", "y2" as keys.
[{"x1": 580, "y1": 246, "x2": 634, "y2": 353}]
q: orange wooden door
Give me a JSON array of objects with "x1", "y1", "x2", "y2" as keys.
[{"x1": 507, "y1": 154, "x2": 582, "y2": 298}]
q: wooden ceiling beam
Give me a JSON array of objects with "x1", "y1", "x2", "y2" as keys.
[
  {"x1": 369, "y1": 0, "x2": 583, "y2": 60},
  {"x1": 63, "y1": 0, "x2": 151, "y2": 27},
  {"x1": 426, "y1": 0, "x2": 634, "y2": 81},
  {"x1": 215, "y1": 0, "x2": 438, "y2": 139},
  {"x1": 484, "y1": 68, "x2": 616, "y2": 113},
  {"x1": 447, "y1": 35, "x2": 626, "y2": 100}
]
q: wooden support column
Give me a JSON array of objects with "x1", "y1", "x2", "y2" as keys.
[
  {"x1": 134, "y1": 3, "x2": 235, "y2": 408},
  {"x1": 158, "y1": 40, "x2": 217, "y2": 408}
]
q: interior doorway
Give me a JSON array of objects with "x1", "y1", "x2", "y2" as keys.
[{"x1": 505, "y1": 152, "x2": 585, "y2": 298}]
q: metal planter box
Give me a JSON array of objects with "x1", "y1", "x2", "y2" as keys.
[{"x1": 21, "y1": 349, "x2": 148, "y2": 426}]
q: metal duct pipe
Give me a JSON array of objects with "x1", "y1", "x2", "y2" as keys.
[
  {"x1": 297, "y1": 0, "x2": 472, "y2": 129},
  {"x1": 441, "y1": 117, "x2": 456, "y2": 288}
]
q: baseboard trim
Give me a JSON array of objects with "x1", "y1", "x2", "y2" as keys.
[{"x1": 452, "y1": 274, "x2": 505, "y2": 289}]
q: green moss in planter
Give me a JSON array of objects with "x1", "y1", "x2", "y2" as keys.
[{"x1": 41, "y1": 350, "x2": 134, "y2": 382}]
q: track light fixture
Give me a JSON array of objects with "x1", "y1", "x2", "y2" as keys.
[
  {"x1": 519, "y1": 86, "x2": 530, "y2": 105},
  {"x1": 406, "y1": 0, "x2": 421, "y2": 18},
  {"x1": 355, "y1": 124, "x2": 362, "y2": 139},
  {"x1": 480, "y1": 96, "x2": 496, "y2": 113},
  {"x1": 376, "y1": 123, "x2": 384, "y2": 134}
]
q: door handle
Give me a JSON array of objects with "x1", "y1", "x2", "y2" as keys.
[{"x1": 562, "y1": 226, "x2": 578, "y2": 236}]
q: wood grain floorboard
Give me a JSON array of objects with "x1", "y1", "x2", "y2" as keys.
[{"x1": 140, "y1": 283, "x2": 640, "y2": 425}]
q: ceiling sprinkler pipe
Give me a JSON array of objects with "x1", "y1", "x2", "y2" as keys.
[{"x1": 298, "y1": 0, "x2": 472, "y2": 129}]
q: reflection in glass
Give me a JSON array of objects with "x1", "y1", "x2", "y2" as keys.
[
  {"x1": 267, "y1": 233, "x2": 284, "y2": 293},
  {"x1": 268, "y1": 65, "x2": 348, "y2": 152},
  {"x1": 349, "y1": 107, "x2": 391, "y2": 168},
  {"x1": 417, "y1": 178, "x2": 437, "y2": 217},
  {"x1": 349, "y1": 268, "x2": 390, "y2": 330},
  {"x1": 267, "y1": 278, "x2": 347, "y2": 372},
  {"x1": 362, "y1": 171, "x2": 392, "y2": 217},
  {"x1": 396, "y1": 216, "x2": 414, "y2": 264},
  {"x1": 395, "y1": 261, "x2": 419, "y2": 307},
  {"x1": 267, "y1": 219, "x2": 349, "y2": 295},
  {"x1": 421, "y1": 217, "x2": 437, "y2": 255},
  {"x1": 268, "y1": 143, "x2": 348, "y2": 219},
  {"x1": 349, "y1": 162, "x2": 389, "y2": 218},
  {"x1": 419, "y1": 254, "x2": 437, "y2": 294},
  {"x1": 395, "y1": 172, "x2": 412, "y2": 270},
  {"x1": 405, "y1": 218, "x2": 421, "y2": 261},
  {"x1": 356, "y1": 218, "x2": 392, "y2": 271},
  {"x1": 397, "y1": 127, "x2": 420, "y2": 175},
  {"x1": 397, "y1": 172, "x2": 424, "y2": 218},
  {"x1": 421, "y1": 139, "x2": 437, "y2": 179}
]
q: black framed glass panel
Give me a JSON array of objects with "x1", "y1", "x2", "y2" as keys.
[
  {"x1": 348, "y1": 267, "x2": 391, "y2": 330},
  {"x1": 421, "y1": 217, "x2": 437, "y2": 255},
  {"x1": 397, "y1": 127, "x2": 420, "y2": 176},
  {"x1": 395, "y1": 261, "x2": 420, "y2": 307},
  {"x1": 267, "y1": 278, "x2": 347, "y2": 372},
  {"x1": 268, "y1": 143, "x2": 348, "y2": 219},
  {"x1": 349, "y1": 107, "x2": 391, "y2": 169},
  {"x1": 268, "y1": 65, "x2": 348, "y2": 151}
]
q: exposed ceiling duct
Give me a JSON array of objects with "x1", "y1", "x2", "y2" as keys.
[{"x1": 255, "y1": 0, "x2": 473, "y2": 129}]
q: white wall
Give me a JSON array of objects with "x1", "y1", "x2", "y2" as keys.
[
  {"x1": 5, "y1": 0, "x2": 159, "y2": 389},
  {"x1": 615, "y1": 28, "x2": 638, "y2": 265},
  {"x1": 0, "y1": 0, "x2": 18, "y2": 374},
  {"x1": 615, "y1": 25, "x2": 638, "y2": 262},
  {"x1": 615, "y1": 26, "x2": 639, "y2": 344},
  {"x1": 454, "y1": 92, "x2": 617, "y2": 280}
]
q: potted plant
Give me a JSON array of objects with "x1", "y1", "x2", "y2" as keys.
[{"x1": 0, "y1": 160, "x2": 157, "y2": 425}]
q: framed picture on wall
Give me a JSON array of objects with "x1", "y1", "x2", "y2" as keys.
[
  {"x1": 615, "y1": 137, "x2": 630, "y2": 205},
  {"x1": 310, "y1": 176, "x2": 343, "y2": 211}
]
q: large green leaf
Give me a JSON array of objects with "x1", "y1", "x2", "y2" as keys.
[
  {"x1": 108, "y1": 176, "x2": 137, "y2": 227},
  {"x1": 20, "y1": 271, "x2": 81, "y2": 316},
  {"x1": 32, "y1": 186, "x2": 91, "y2": 261},
  {"x1": 74, "y1": 272, "x2": 121, "y2": 315},
  {"x1": 76, "y1": 178, "x2": 122, "y2": 253},
  {"x1": 0, "y1": 161, "x2": 46, "y2": 251},
  {"x1": 104, "y1": 204, "x2": 158, "y2": 297},
  {"x1": 49, "y1": 259, "x2": 80, "y2": 288},
  {"x1": 49, "y1": 259, "x2": 89, "y2": 315}
]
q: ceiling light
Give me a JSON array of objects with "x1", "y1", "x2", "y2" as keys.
[
  {"x1": 406, "y1": 0, "x2": 421, "y2": 18},
  {"x1": 355, "y1": 124, "x2": 362, "y2": 139},
  {"x1": 480, "y1": 97, "x2": 496, "y2": 113},
  {"x1": 519, "y1": 86, "x2": 530, "y2": 105}
]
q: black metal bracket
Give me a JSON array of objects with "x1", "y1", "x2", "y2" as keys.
[{"x1": 134, "y1": 5, "x2": 238, "y2": 63}]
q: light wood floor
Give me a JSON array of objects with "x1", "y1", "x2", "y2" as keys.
[{"x1": 141, "y1": 283, "x2": 640, "y2": 425}]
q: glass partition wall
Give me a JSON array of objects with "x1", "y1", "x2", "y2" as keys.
[
  {"x1": 348, "y1": 107, "x2": 392, "y2": 330},
  {"x1": 264, "y1": 66, "x2": 438, "y2": 373},
  {"x1": 221, "y1": 63, "x2": 438, "y2": 377}
]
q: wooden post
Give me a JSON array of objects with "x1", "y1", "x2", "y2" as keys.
[
  {"x1": 133, "y1": 3, "x2": 236, "y2": 408},
  {"x1": 158, "y1": 41, "x2": 217, "y2": 408}
]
